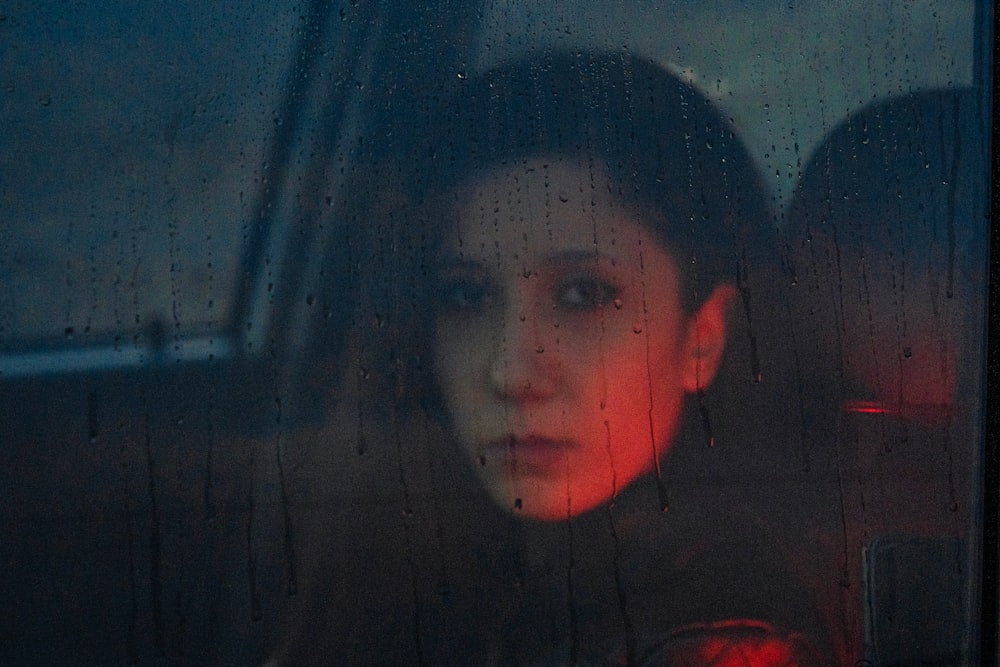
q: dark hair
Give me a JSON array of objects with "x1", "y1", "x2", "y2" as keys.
[
  {"x1": 318, "y1": 50, "x2": 776, "y2": 418},
  {"x1": 408, "y1": 50, "x2": 772, "y2": 312}
]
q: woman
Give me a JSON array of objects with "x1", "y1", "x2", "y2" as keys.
[
  {"x1": 284, "y1": 50, "x2": 828, "y2": 665},
  {"x1": 409, "y1": 50, "x2": 825, "y2": 665}
]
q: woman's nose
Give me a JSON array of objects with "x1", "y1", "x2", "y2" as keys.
[{"x1": 487, "y1": 310, "x2": 556, "y2": 403}]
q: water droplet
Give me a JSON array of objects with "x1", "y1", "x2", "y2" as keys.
[
  {"x1": 902, "y1": 346, "x2": 912, "y2": 358},
  {"x1": 632, "y1": 324, "x2": 642, "y2": 334},
  {"x1": 613, "y1": 298, "x2": 623, "y2": 310},
  {"x1": 478, "y1": 455, "x2": 486, "y2": 466},
  {"x1": 558, "y1": 193, "x2": 569, "y2": 203},
  {"x1": 38, "y1": 95, "x2": 52, "y2": 107},
  {"x1": 64, "y1": 327, "x2": 75, "y2": 340},
  {"x1": 535, "y1": 346, "x2": 544, "y2": 354},
  {"x1": 949, "y1": 501, "x2": 959, "y2": 512},
  {"x1": 305, "y1": 293, "x2": 315, "y2": 305},
  {"x1": 514, "y1": 498, "x2": 522, "y2": 510}
]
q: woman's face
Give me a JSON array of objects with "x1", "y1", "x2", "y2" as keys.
[{"x1": 432, "y1": 159, "x2": 732, "y2": 520}]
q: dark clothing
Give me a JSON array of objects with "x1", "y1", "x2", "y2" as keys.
[
  {"x1": 269, "y1": 465, "x2": 830, "y2": 665},
  {"x1": 491, "y1": 474, "x2": 828, "y2": 665}
]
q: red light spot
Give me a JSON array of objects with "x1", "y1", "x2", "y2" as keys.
[
  {"x1": 842, "y1": 400, "x2": 890, "y2": 416},
  {"x1": 842, "y1": 399, "x2": 952, "y2": 427}
]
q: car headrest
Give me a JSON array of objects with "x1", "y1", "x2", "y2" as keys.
[{"x1": 781, "y1": 88, "x2": 989, "y2": 427}]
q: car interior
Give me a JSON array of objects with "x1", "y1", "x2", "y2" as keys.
[{"x1": 1, "y1": 2, "x2": 994, "y2": 664}]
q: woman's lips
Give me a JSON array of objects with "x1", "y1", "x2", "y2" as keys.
[{"x1": 485, "y1": 435, "x2": 574, "y2": 471}]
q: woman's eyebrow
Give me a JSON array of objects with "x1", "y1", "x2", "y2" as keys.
[
  {"x1": 542, "y1": 248, "x2": 616, "y2": 266},
  {"x1": 435, "y1": 249, "x2": 619, "y2": 272}
]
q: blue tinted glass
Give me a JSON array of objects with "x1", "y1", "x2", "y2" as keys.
[{"x1": 1, "y1": 2, "x2": 992, "y2": 665}]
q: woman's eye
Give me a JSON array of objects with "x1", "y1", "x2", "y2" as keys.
[
  {"x1": 439, "y1": 278, "x2": 493, "y2": 312},
  {"x1": 555, "y1": 278, "x2": 620, "y2": 311}
]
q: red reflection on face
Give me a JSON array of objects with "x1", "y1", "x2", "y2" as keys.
[{"x1": 432, "y1": 159, "x2": 732, "y2": 520}]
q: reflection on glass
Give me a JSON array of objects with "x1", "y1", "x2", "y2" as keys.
[{"x1": 2, "y1": 2, "x2": 991, "y2": 666}]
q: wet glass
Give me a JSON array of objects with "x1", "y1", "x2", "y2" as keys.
[{"x1": 1, "y1": 1, "x2": 992, "y2": 665}]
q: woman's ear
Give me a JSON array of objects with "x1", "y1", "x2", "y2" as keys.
[{"x1": 681, "y1": 284, "x2": 737, "y2": 394}]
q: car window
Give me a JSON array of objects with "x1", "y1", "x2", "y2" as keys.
[
  {"x1": 1, "y1": 1, "x2": 301, "y2": 372},
  {"x1": 2, "y1": 2, "x2": 993, "y2": 665}
]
